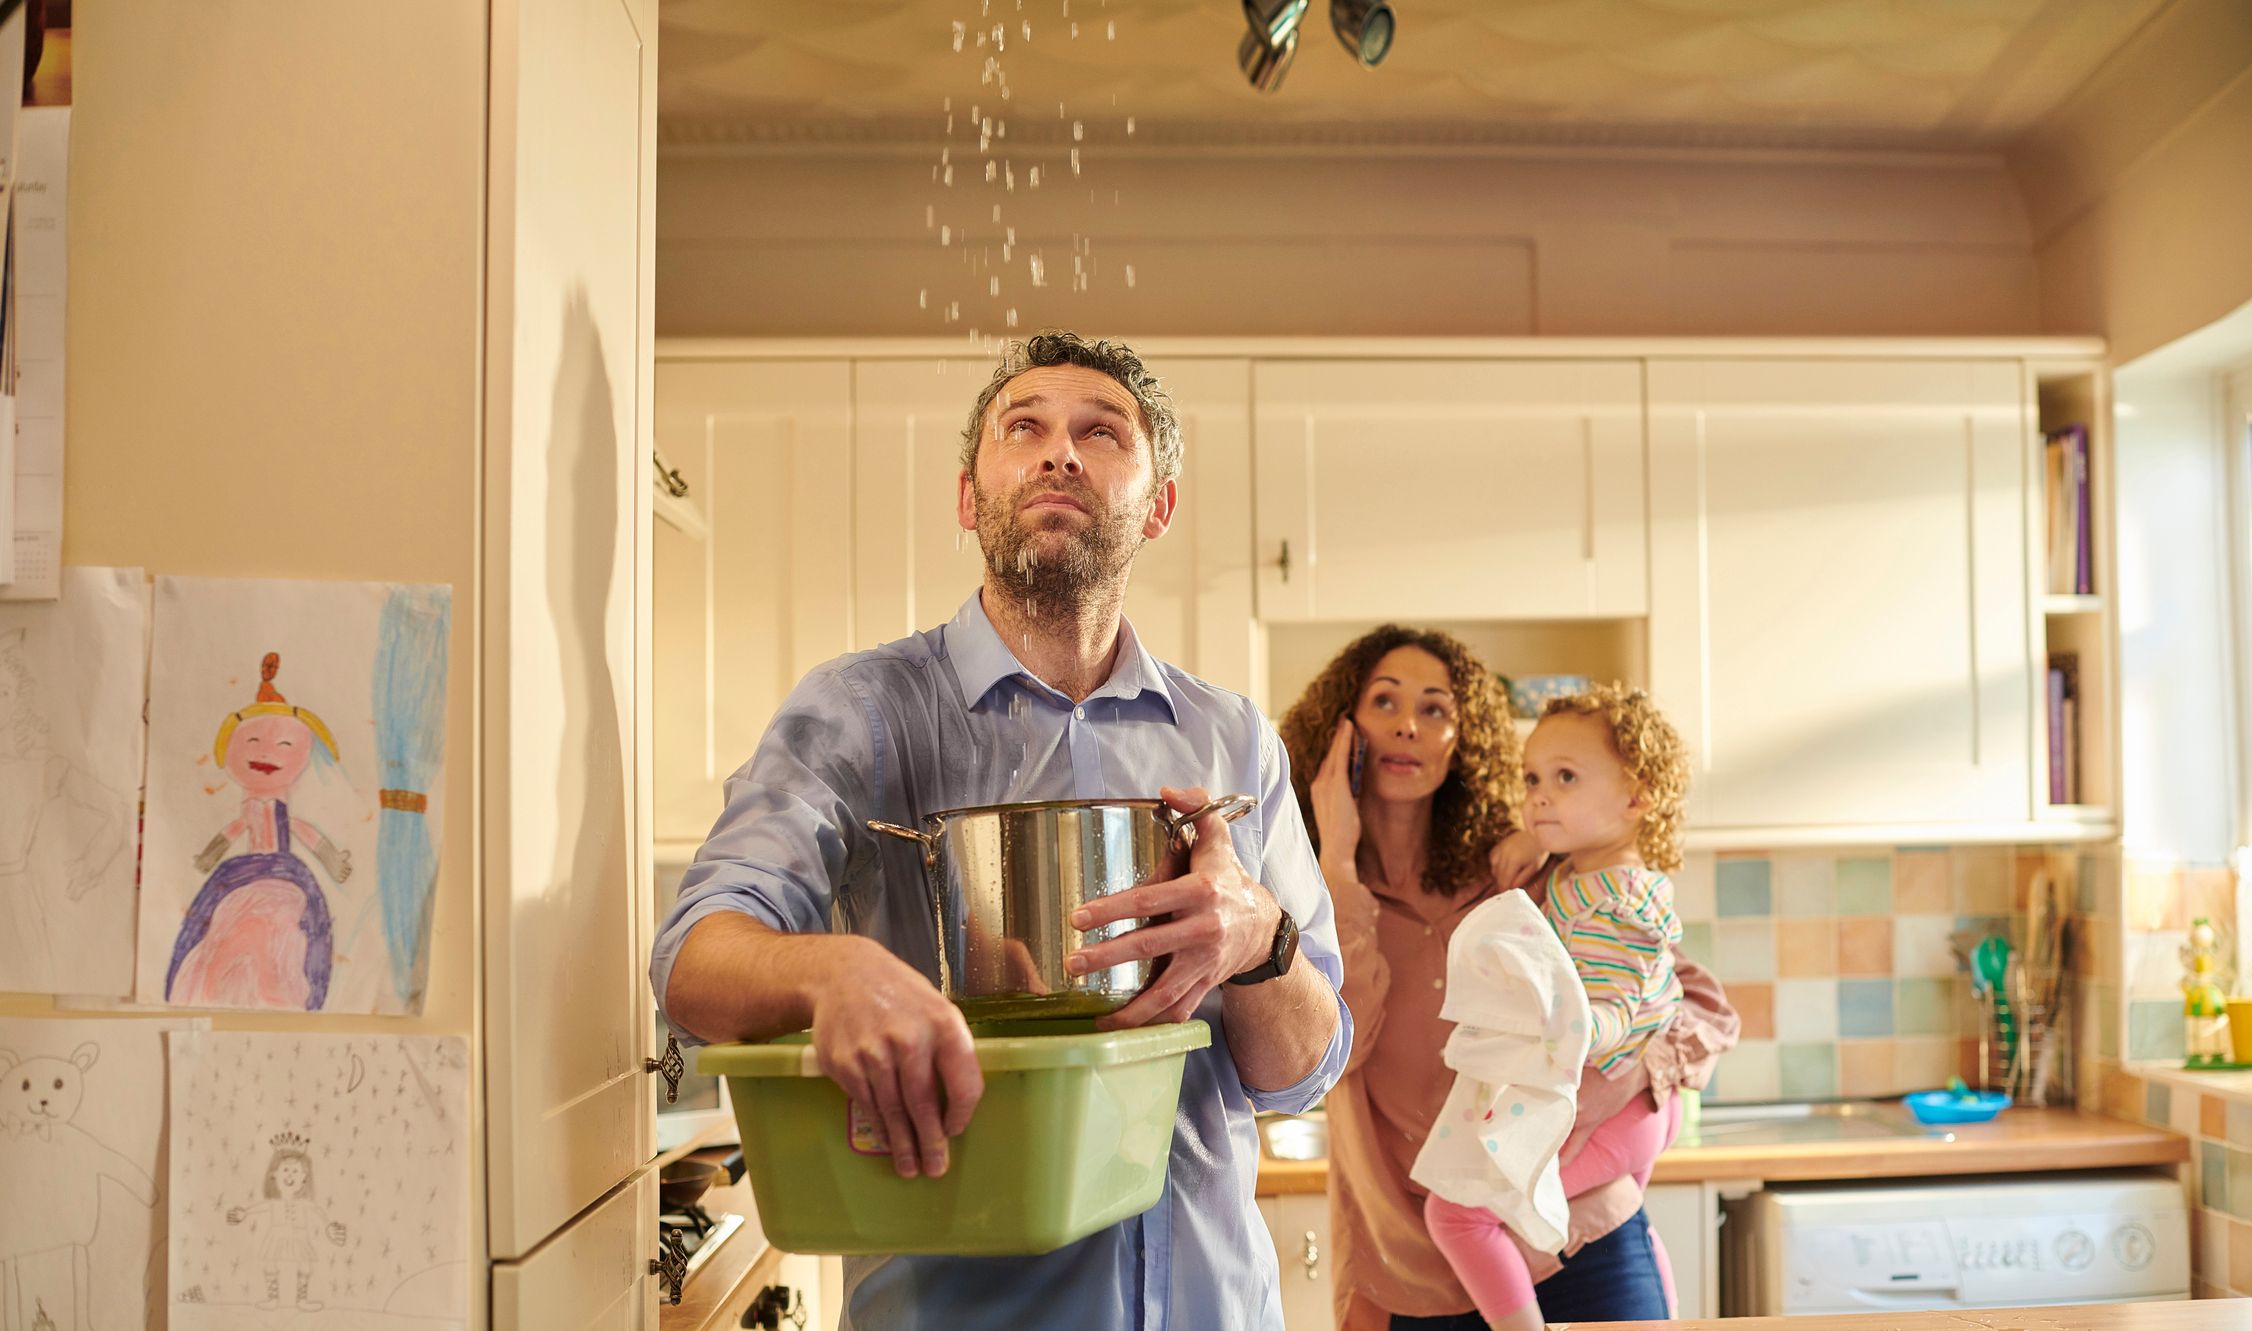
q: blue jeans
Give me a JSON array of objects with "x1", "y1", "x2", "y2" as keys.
[{"x1": 1390, "y1": 1209, "x2": 1670, "y2": 1330}]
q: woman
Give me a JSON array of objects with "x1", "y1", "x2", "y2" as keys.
[{"x1": 1278, "y1": 626, "x2": 1739, "y2": 1331}]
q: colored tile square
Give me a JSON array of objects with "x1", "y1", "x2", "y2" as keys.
[
  {"x1": 1892, "y1": 915, "x2": 1959, "y2": 980},
  {"x1": 1836, "y1": 856, "x2": 1894, "y2": 915},
  {"x1": 1714, "y1": 920, "x2": 1777, "y2": 982},
  {"x1": 1716, "y1": 859, "x2": 1773, "y2": 917},
  {"x1": 1838, "y1": 1040, "x2": 1893, "y2": 1097},
  {"x1": 1710, "y1": 1040, "x2": 1779, "y2": 1104},
  {"x1": 2202, "y1": 1207, "x2": 2234, "y2": 1294},
  {"x1": 1732, "y1": 981, "x2": 1776, "y2": 1040},
  {"x1": 1778, "y1": 1043, "x2": 1837, "y2": 1099},
  {"x1": 2148, "y1": 1082, "x2": 2174, "y2": 1129},
  {"x1": 1893, "y1": 850, "x2": 1952, "y2": 914},
  {"x1": 2097, "y1": 983, "x2": 2120, "y2": 1060},
  {"x1": 2232, "y1": 1215, "x2": 2252, "y2": 1291},
  {"x1": 2229, "y1": 1102, "x2": 2252, "y2": 1151},
  {"x1": 1671, "y1": 853, "x2": 1717, "y2": 922},
  {"x1": 1775, "y1": 979, "x2": 1838, "y2": 1042},
  {"x1": 1953, "y1": 846, "x2": 2011, "y2": 915},
  {"x1": 1772, "y1": 854, "x2": 1837, "y2": 919},
  {"x1": 1679, "y1": 920, "x2": 1715, "y2": 969},
  {"x1": 2207, "y1": 1095, "x2": 2228, "y2": 1142},
  {"x1": 2230, "y1": 1152, "x2": 2252, "y2": 1226},
  {"x1": 1839, "y1": 978, "x2": 1895, "y2": 1038},
  {"x1": 1895, "y1": 978, "x2": 1955, "y2": 1036},
  {"x1": 1776, "y1": 919, "x2": 1837, "y2": 979},
  {"x1": 2205, "y1": 1141, "x2": 2230, "y2": 1213},
  {"x1": 2129, "y1": 1000, "x2": 2188, "y2": 1062},
  {"x1": 1895, "y1": 1037, "x2": 1954, "y2": 1092},
  {"x1": 1837, "y1": 917, "x2": 1894, "y2": 976}
]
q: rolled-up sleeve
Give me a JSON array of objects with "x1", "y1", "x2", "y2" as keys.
[
  {"x1": 1241, "y1": 707, "x2": 1351, "y2": 1114},
  {"x1": 648, "y1": 667, "x2": 878, "y2": 1041}
]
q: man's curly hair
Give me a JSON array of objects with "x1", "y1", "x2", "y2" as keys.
[
  {"x1": 1276, "y1": 626, "x2": 1521, "y2": 898},
  {"x1": 1537, "y1": 682, "x2": 1691, "y2": 871}
]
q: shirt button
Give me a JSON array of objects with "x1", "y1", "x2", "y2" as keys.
[{"x1": 1074, "y1": 706, "x2": 1086, "y2": 720}]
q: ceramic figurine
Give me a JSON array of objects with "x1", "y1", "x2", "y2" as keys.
[{"x1": 2183, "y1": 917, "x2": 2231, "y2": 1066}]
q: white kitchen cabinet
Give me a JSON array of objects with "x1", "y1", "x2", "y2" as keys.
[
  {"x1": 1644, "y1": 1181, "x2": 1726, "y2": 1319},
  {"x1": 492, "y1": 1168, "x2": 660, "y2": 1331},
  {"x1": 1647, "y1": 359, "x2": 2033, "y2": 833},
  {"x1": 483, "y1": 0, "x2": 663, "y2": 1263},
  {"x1": 651, "y1": 360, "x2": 855, "y2": 846},
  {"x1": 1257, "y1": 1193, "x2": 1334, "y2": 1331},
  {"x1": 1253, "y1": 360, "x2": 1647, "y2": 623},
  {"x1": 851, "y1": 356, "x2": 1259, "y2": 694}
]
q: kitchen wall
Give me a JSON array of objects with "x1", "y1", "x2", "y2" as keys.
[
  {"x1": 1685, "y1": 845, "x2": 2044, "y2": 1104},
  {"x1": 658, "y1": 147, "x2": 2038, "y2": 338}
]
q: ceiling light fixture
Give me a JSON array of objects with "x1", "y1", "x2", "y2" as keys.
[
  {"x1": 1330, "y1": 0, "x2": 1395, "y2": 68},
  {"x1": 1239, "y1": 0, "x2": 1309, "y2": 93}
]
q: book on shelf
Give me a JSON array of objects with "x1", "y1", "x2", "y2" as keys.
[
  {"x1": 2047, "y1": 652, "x2": 2081, "y2": 805},
  {"x1": 2044, "y1": 424, "x2": 2092, "y2": 596}
]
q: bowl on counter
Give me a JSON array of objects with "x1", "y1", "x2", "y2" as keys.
[{"x1": 1902, "y1": 1088, "x2": 2011, "y2": 1124}]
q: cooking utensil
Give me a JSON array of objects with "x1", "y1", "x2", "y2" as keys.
[
  {"x1": 1975, "y1": 933, "x2": 2016, "y2": 1066},
  {"x1": 660, "y1": 1157, "x2": 723, "y2": 1211},
  {"x1": 871, "y1": 794, "x2": 1258, "y2": 1018}
]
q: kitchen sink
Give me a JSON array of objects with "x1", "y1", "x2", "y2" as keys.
[
  {"x1": 1259, "y1": 1112, "x2": 1328, "y2": 1161},
  {"x1": 1678, "y1": 1099, "x2": 1943, "y2": 1147}
]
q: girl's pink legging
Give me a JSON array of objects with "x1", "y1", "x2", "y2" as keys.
[{"x1": 1425, "y1": 1094, "x2": 1683, "y2": 1324}]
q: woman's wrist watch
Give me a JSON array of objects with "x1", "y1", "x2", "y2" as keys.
[{"x1": 1227, "y1": 908, "x2": 1300, "y2": 986}]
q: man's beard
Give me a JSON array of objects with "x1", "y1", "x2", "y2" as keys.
[{"x1": 973, "y1": 474, "x2": 1150, "y2": 609}]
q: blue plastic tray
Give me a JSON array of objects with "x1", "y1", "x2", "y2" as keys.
[{"x1": 1903, "y1": 1089, "x2": 2011, "y2": 1124}]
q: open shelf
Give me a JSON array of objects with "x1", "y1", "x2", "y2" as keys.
[{"x1": 2029, "y1": 362, "x2": 2116, "y2": 824}]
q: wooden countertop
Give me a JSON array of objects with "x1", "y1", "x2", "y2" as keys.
[
  {"x1": 1566, "y1": 1299, "x2": 2249, "y2": 1329},
  {"x1": 1256, "y1": 1108, "x2": 2187, "y2": 1196}
]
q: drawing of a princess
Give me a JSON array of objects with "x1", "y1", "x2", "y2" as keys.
[
  {"x1": 165, "y1": 653, "x2": 352, "y2": 1010},
  {"x1": 226, "y1": 1131, "x2": 348, "y2": 1311}
]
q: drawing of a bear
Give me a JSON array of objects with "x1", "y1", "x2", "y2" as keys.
[{"x1": 0, "y1": 1043, "x2": 157, "y2": 1331}]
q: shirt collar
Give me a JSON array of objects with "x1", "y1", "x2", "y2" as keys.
[{"x1": 947, "y1": 591, "x2": 1178, "y2": 722}]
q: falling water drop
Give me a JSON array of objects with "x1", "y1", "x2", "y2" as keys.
[
  {"x1": 951, "y1": 21, "x2": 966, "y2": 51},
  {"x1": 925, "y1": 204, "x2": 935, "y2": 228},
  {"x1": 1029, "y1": 254, "x2": 1047, "y2": 286},
  {"x1": 985, "y1": 160, "x2": 998, "y2": 183},
  {"x1": 1070, "y1": 148, "x2": 1081, "y2": 175},
  {"x1": 1073, "y1": 120, "x2": 1084, "y2": 142},
  {"x1": 943, "y1": 164, "x2": 954, "y2": 185},
  {"x1": 1125, "y1": 265, "x2": 1136, "y2": 288},
  {"x1": 1006, "y1": 227, "x2": 1017, "y2": 246},
  {"x1": 941, "y1": 224, "x2": 953, "y2": 245},
  {"x1": 992, "y1": 203, "x2": 1003, "y2": 221},
  {"x1": 1107, "y1": 20, "x2": 1116, "y2": 39},
  {"x1": 1002, "y1": 243, "x2": 1013, "y2": 262},
  {"x1": 989, "y1": 276, "x2": 1001, "y2": 296},
  {"x1": 1022, "y1": 19, "x2": 1031, "y2": 39},
  {"x1": 919, "y1": 288, "x2": 929, "y2": 308},
  {"x1": 1071, "y1": 21, "x2": 1080, "y2": 38},
  {"x1": 1029, "y1": 166, "x2": 1042, "y2": 188},
  {"x1": 1005, "y1": 163, "x2": 1016, "y2": 191},
  {"x1": 1006, "y1": 307, "x2": 1020, "y2": 328},
  {"x1": 1126, "y1": 116, "x2": 1136, "y2": 136}
]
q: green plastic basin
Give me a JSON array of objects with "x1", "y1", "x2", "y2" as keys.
[{"x1": 696, "y1": 1017, "x2": 1210, "y2": 1256}]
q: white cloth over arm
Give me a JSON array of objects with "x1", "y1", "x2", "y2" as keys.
[{"x1": 1408, "y1": 890, "x2": 1592, "y2": 1253}]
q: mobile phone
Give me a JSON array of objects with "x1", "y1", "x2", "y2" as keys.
[{"x1": 1348, "y1": 727, "x2": 1367, "y2": 797}]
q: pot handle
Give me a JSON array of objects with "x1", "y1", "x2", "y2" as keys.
[
  {"x1": 1160, "y1": 793, "x2": 1259, "y2": 850},
  {"x1": 868, "y1": 820, "x2": 938, "y2": 868}
]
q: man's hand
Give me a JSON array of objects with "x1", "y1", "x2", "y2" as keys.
[
  {"x1": 1066, "y1": 786, "x2": 1281, "y2": 1031},
  {"x1": 809, "y1": 942, "x2": 985, "y2": 1179}
]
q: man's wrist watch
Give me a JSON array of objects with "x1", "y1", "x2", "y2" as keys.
[{"x1": 1226, "y1": 907, "x2": 1300, "y2": 986}]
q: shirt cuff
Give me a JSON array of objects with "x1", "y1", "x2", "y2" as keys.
[
  {"x1": 1243, "y1": 959, "x2": 1352, "y2": 1114},
  {"x1": 648, "y1": 892, "x2": 790, "y2": 1048}
]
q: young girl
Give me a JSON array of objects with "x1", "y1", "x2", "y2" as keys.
[
  {"x1": 226, "y1": 1131, "x2": 349, "y2": 1311},
  {"x1": 1423, "y1": 682, "x2": 1691, "y2": 1330}
]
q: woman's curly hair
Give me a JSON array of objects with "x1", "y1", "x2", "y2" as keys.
[
  {"x1": 1537, "y1": 682, "x2": 1691, "y2": 871},
  {"x1": 1276, "y1": 626, "x2": 1521, "y2": 898}
]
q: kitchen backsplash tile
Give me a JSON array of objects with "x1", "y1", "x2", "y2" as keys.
[
  {"x1": 1716, "y1": 858, "x2": 1773, "y2": 917},
  {"x1": 1836, "y1": 856, "x2": 1893, "y2": 914},
  {"x1": 1684, "y1": 844, "x2": 2085, "y2": 1105}
]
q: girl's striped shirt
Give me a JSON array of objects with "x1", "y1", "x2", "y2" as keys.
[{"x1": 1540, "y1": 862, "x2": 1685, "y2": 1076}]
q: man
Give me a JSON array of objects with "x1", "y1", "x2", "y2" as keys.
[{"x1": 651, "y1": 331, "x2": 1349, "y2": 1329}]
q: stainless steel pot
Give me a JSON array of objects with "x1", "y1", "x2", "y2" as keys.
[{"x1": 870, "y1": 795, "x2": 1257, "y2": 1018}]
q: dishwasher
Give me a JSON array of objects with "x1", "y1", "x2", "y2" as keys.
[{"x1": 1727, "y1": 1170, "x2": 2189, "y2": 1315}]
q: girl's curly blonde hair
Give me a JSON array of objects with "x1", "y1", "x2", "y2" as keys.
[
  {"x1": 1537, "y1": 683, "x2": 1691, "y2": 871},
  {"x1": 1277, "y1": 626, "x2": 1522, "y2": 898}
]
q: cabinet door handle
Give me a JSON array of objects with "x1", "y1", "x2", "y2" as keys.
[
  {"x1": 1301, "y1": 1229, "x2": 1320, "y2": 1279},
  {"x1": 650, "y1": 1227, "x2": 688, "y2": 1306},
  {"x1": 645, "y1": 1033, "x2": 684, "y2": 1104},
  {"x1": 1277, "y1": 539, "x2": 1291, "y2": 584}
]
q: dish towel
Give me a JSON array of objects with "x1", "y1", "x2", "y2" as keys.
[{"x1": 1409, "y1": 890, "x2": 1592, "y2": 1253}]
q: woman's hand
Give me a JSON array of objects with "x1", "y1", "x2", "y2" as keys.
[
  {"x1": 1489, "y1": 828, "x2": 1551, "y2": 895},
  {"x1": 1309, "y1": 719, "x2": 1363, "y2": 881}
]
